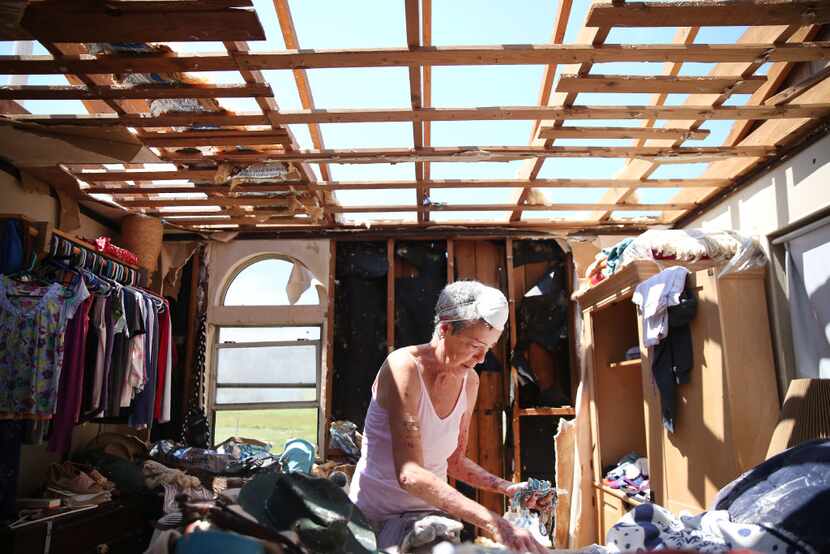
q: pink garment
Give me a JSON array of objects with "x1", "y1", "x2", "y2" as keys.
[{"x1": 349, "y1": 367, "x2": 468, "y2": 522}]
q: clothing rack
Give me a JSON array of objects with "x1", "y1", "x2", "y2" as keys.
[{"x1": 48, "y1": 229, "x2": 146, "y2": 288}]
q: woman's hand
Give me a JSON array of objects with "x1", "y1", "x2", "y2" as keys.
[
  {"x1": 489, "y1": 516, "x2": 548, "y2": 554},
  {"x1": 504, "y1": 482, "x2": 555, "y2": 511}
]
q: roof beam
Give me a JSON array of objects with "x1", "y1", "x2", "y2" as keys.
[
  {"x1": 274, "y1": 0, "x2": 332, "y2": 183},
  {"x1": 330, "y1": 203, "x2": 695, "y2": 213},
  {"x1": 592, "y1": 24, "x2": 813, "y2": 223},
  {"x1": 138, "y1": 129, "x2": 289, "y2": 147},
  {"x1": 3, "y1": 43, "x2": 830, "y2": 74},
  {"x1": 7, "y1": 0, "x2": 265, "y2": 42},
  {"x1": 9, "y1": 104, "x2": 828, "y2": 126},
  {"x1": 81, "y1": 178, "x2": 730, "y2": 194},
  {"x1": 0, "y1": 83, "x2": 272, "y2": 101},
  {"x1": 764, "y1": 64, "x2": 830, "y2": 106},
  {"x1": 586, "y1": 1, "x2": 830, "y2": 28},
  {"x1": 158, "y1": 145, "x2": 776, "y2": 164},
  {"x1": 405, "y1": 0, "x2": 426, "y2": 223},
  {"x1": 531, "y1": 0, "x2": 574, "y2": 140},
  {"x1": 538, "y1": 126, "x2": 710, "y2": 140},
  {"x1": 556, "y1": 74, "x2": 766, "y2": 94}
]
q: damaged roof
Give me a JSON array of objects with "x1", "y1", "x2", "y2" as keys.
[{"x1": 1, "y1": 0, "x2": 829, "y2": 235}]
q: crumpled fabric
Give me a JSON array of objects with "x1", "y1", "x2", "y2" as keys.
[
  {"x1": 376, "y1": 512, "x2": 462, "y2": 553},
  {"x1": 605, "y1": 503, "x2": 799, "y2": 554},
  {"x1": 143, "y1": 459, "x2": 201, "y2": 491}
]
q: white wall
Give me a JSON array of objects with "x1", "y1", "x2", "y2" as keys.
[
  {"x1": 685, "y1": 133, "x2": 830, "y2": 238},
  {"x1": 1, "y1": 169, "x2": 115, "y2": 239},
  {"x1": 685, "y1": 131, "x2": 830, "y2": 394}
]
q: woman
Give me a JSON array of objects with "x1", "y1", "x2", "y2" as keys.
[{"x1": 349, "y1": 281, "x2": 549, "y2": 553}]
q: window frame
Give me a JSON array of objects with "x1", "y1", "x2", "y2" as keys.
[
  {"x1": 208, "y1": 252, "x2": 326, "y2": 446},
  {"x1": 212, "y1": 332, "x2": 322, "y2": 412}
]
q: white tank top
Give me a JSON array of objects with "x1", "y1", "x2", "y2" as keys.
[{"x1": 348, "y1": 364, "x2": 468, "y2": 522}]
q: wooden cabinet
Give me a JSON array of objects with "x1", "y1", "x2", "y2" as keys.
[{"x1": 575, "y1": 261, "x2": 779, "y2": 544}]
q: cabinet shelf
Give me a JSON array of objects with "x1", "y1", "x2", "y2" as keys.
[
  {"x1": 518, "y1": 406, "x2": 575, "y2": 417},
  {"x1": 593, "y1": 482, "x2": 645, "y2": 508},
  {"x1": 608, "y1": 358, "x2": 641, "y2": 370}
]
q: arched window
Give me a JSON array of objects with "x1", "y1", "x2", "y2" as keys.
[
  {"x1": 223, "y1": 257, "x2": 319, "y2": 306},
  {"x1": 213, "y1": 256, "x2": 322, "y2": 450}
]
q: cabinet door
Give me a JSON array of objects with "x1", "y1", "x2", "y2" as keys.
[{"x1": 597, "y1": 490, "x2": 626, "y2": 545}]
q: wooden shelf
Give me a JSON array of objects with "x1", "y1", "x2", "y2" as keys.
[
  {"x1": 518, "y1": 406, "x2": 575, "y2": 417},
  {"x1": 608, "y1": 358, "x2": 641, "y2": 370},
  {"x1": 593, "y1": 482, "x2": 645, "y2": 508}
]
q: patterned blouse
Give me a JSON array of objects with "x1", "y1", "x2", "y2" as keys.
[{"x1": 0, "y1": 275, "x2": 88, "y2": 417}]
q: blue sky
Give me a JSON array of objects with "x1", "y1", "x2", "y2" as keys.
[{"x1": 0, "y1": 0, "x2": 753, "y2": 225}]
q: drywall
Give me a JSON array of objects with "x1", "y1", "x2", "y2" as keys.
[
  {"x1": 0, "y1": 168, "x2": 115, "y2": 239},
  {"x1": 684, "y1": 133, "x2": 830, "y2": 237},
  {"x1": 685, "y1": 131, "x2": 830, "y2": 394}
]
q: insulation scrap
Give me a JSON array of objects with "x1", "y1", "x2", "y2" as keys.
[{"x1": 215, "y1": 162, "x2": 298, "y2": 189}]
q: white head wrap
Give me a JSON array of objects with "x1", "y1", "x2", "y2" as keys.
[{"x1": 436, "y1": 282, "x2": 509, "y2": 331}]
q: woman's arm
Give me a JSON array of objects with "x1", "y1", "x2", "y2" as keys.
[{"x1": 446, "y1": 371, "x2": 512, "y2": 495}]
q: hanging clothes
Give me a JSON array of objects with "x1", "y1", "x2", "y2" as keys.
[{"x1": 0, "y1": 275, "x2": 88, "y2": 418}]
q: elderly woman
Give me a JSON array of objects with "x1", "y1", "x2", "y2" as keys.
[{"x1": 349, "y1": 281, "x2": 549, "y2": 554}]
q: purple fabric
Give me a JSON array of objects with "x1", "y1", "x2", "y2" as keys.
[{"x1": 48, "y1": 296, "x2": 93, "y2": 453}]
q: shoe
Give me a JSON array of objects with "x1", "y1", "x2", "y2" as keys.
[{"x1": 48, "y1": 462, "x2": 103, "y2": 495}]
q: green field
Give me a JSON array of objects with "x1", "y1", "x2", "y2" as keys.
[{"x1": 214, "y1": 408, "x2": 318, "y2": 453}]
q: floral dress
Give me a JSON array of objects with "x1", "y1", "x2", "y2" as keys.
[{"x1": 0, "y1": 275, "x2": 88, "y2": 417}]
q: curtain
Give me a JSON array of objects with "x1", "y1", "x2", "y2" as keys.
[{"x1": 785, "y1": 220, "x2": 830, "y2": 378}]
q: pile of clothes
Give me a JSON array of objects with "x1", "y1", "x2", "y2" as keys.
[
  {"x1": 584, "y1": 229, "x2": 765, "y2": 287},
  {"x1": 603, "y1": 453, "x2": 651, "y2": 504}
]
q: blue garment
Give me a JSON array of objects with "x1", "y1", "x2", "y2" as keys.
[
  {"x1": 601, "y1": 237, "x2": 634, "y2": 276},
  {"x1": 0, "y1": 220, "x2": 23, "y2": 275}
]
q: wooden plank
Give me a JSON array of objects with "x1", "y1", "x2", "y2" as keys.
[
  {"x1": 118, "y1": 197, "x2": 296, "y2": 208},
  {"x1": 505, "y1": 239, "x2": 521, "y2": 482},
  {"x1": 331, "y1": 203, "x2": 694, "y2": 213},
  {"x1": 586, "y1": 1, "x2": 830, "y2": 28},
  {"x1": 161, "y1": 216, "x2": 309, "y2": 225},
  {"x1": 518, "y1": 407, "x2": 576, "y2": 416},
  {"x1": 79, "y1": 177, "x2": 729, "y2": 190},
  {"x1": 274, "y1": 0, "x2": 332, "y2": 182},
  {"x1": 539, "y1": 126, "x2": 709, "y2": 140},
  {"x1": 605, "y1": 25, "x2": 817, "y2": 222},
  {"x1": 474, "y1": 240, "x2": 507, "y2": 514},
  {"x1": 404, "y1": 0, "x2": 426, "y2": 223},
  {"x1": 454, "y1": 241, "x2": 480, "y2": 470},
  {"x1": 0, "y1": 83, "x2": 272, "y2": 101},
  {"x1": 139, "y1": 130, "x2": 290, "y2": 148},
  {"x1": 764, "y1": 64, "x2": 830, "y2": 106},
  {"x1": 387, "y1": 239, "x2": 395, "y2": 353},
  {"x1": 84, "y1": 184, "x2": 300, "y2": 195},
  {"x1": 421, "y1": 0, "x2": 433, "y2": 216},
  {"x1": 8, "y1": 104, "x2": 829, "y2": 126},
  {"x1": 531, "y1": 0, "x2": 574, "y2": 140},
  {"x1": 322, "y1": 240, "x2": 337, "y2": 456},
  {"x1": 556, "y1": 74, "x2": 765, "y2": 94},
  {"x1": 19, "y1": 1, "x2": 264, "y2": 42},
  {"x1": 4, "y1": 43, "x2": 830, "y2": 75},
  {"x1": 159, "y1": 144, "x2": 777, "y2": 164},
  {"x1": 446, "y1": 238, "x2": 454, "y2": 283},
  {"x1": 75, "y1": 169, "x2": 218, "y2": 182}
]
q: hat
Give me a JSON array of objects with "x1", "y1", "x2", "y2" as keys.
[{"x1": 237, "y1": 470, "x2": 377, "y2": 554}]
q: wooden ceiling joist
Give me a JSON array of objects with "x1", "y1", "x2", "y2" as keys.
[
  {"x1": 4, "y1": 43, "x2": 830, "y2": 75},
  {"x1": 586, "y1": 1, "x2": 830, "y2": 28},
  {"x1": 274, "y1": 0, "x2": 333, "y2": 183},
  {"x1": 81, "y1": 177, "x2": 730, "y2": 195},
  {"x1": 538, "y1": 126, "x2": 710, "y2": 140},
  {"x1": 555, "y1": 74, "x2": 766, "y2": 94},
  {"x1": 9, "y1": 103, "x2": 827, "y2": 128},
  {"x1": 158, "y1": 145, "x2": 776, "y2": 164},
  {"x1": 0, "y1": 83, "x2": 273, "y2": 101},
  {"x1": 330, "y1": 203, "x2": 694, "y2": 213},
  {"x1": 119, "y1": 197, "x2": 298, "y2": 208},
  {"x1": 138, "y1": 129, "x2": 290, "y2": 148},
  {"x1": 75, "y1": 170, "x2": 219, "y2": 182},
  {"x1": 7, "y1": 0, "x2": 265, "y2": 42}
]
